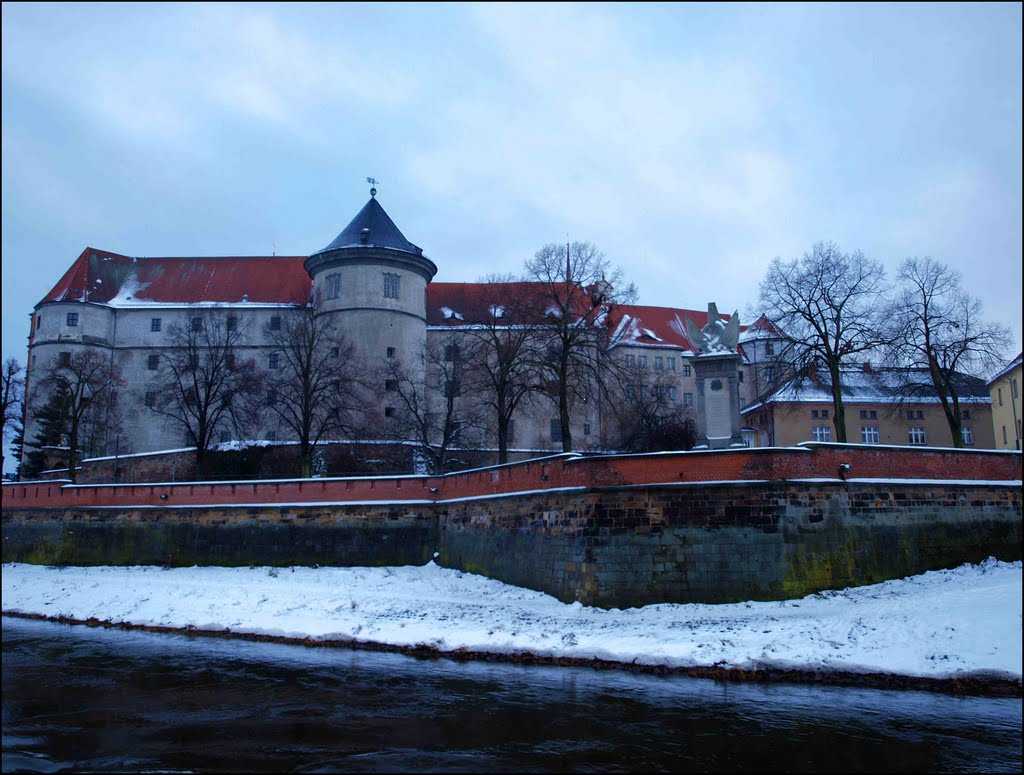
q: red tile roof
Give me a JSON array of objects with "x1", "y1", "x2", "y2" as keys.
[{"x1": 40, "y1": 248, "x2": 311, "y2": 307}]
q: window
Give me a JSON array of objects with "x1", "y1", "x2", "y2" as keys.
[
  {"x1": 326, "y1": 273, "x2": 341, "y2": 300},
  {"x1": 908, "y1": 427, "x2": 926, "y2": 445},
  {"x1": 267, "y1": 389, "x2": 277, "y2": 405},
  {"x1": 59, "y1": 351, "x2": 71, "y2": 367},
  {"x1": 225, "y1": 353, "x2": 235, "y2": 369},
  {"x1": 443, "y1": 379, "x2": 458, "y2": 398},
  {"x1": 655, "y1": 356, "x2": 664, "y2": 370},
  {"x1": 682, "y1": 365, "x2": 691, "y2": 377},
  {"x1": 916, "y1": 410, "x2": 923, "y2": 420},
  {"x1": 1002, "y1": 425, "x2": 1008, "y2": 444},
  {"x1": 812, "y1": 426, "x2": 831, "y2": 442},
  {"x1": 227, "y1": 316, "x2": 237, "y2": 332},
  {"x1": 270, "y1": 316, "x2": 281, "y2": 331},
  {"x1": 668, "y1": 357, "x2": 676, "y2": 371},
  {"x1": 812, "y1": 410, "x2": 819, "y2": 419},
  {"x1": 638, "y1": 355, "x2": 647, "y2": 368},
  {"x1": 549, "y1": 419, "x2": 562, "y2": 442},
  {"x1": 683, "y1": 392, "x2": 694, "y2": 407},
  {"x1": 906, "y1": 410, "x2": 915, "y2": 420},
  {"x1": 626, "y1": 386, "x2": 636, "y2": 399},
  {"x1": 861, "y1": 426, "x2": 880, "y2": 444},
  {"x1": 961, "y1": 410, "x2": 971, "y2": 420},
  {"x1": 144, "y1": 391, "x2": 156, "y2": 408},
  {"x1": 668, "y1": 386, "x2": 677, "y2": 400},
  {"x1": 387, "y1": 347, "x2": 396, "y2": 358},
  {"x1": 1012, "y1": 378, "x2": 1019, "y2": 399},
  {"x1": 383, "y1": 273, "x2": 401, "y2": 299},
  {"x1": 764, "y1": 342, "x2": 775, "y2": 356},
  {"x1": 859, "y1": 410, "x2": 867, "y2": 419},
  {"x1": 36, "y1": 316, "x2": 42, "y2": 331},
  {"x1": 385, "y1": 379, "x2": 398, "y2": 392},
  {"x1": 268, "y1": 352, "x2": 281, "y2": 369},
  {"x1": 998, "y1": 387, "x2": 1004, "y2": 406},
  {"x1": 66, "y1": 312, "x2": 78, "y2": 327},
  {"x1": 584, "y1": 423, "x2": 592, "y2": 435},
  {"x1": 191, "y1": 317, "x2": 203, "y2": 332},
  {"x1": 822, "y1": 409, "x2": 829, "y2": 419},
  {"x1": 624, "y1": 354, "x2": 635, "y2": 367},
  {"x1": 384, "y1": 406, "x2": 396, "y2": 418},
  {"x1": 738, "y1": 371, "x2": 744, "y2": 382},
  {"x1": 870, "y1": 410, "x2": 877, "y2": 419},
  {"x1": 444, "y1": 344, "x2": 459, "y2": 362},
  {"x1": 219, "y1": 431, "x2": 231, "y2": 444},
  {"x1": 962, "y1": 426, "x2": 974, "y2": 445},
  {"x1": 151, "y1": 318, "x2": 162, "y2": 332},
  {"x1": 148, "y1": 354, "x2": 159, "y2": 371}
]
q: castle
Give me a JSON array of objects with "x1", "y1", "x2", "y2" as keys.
[{"x1": 19, "y1": 190, "x2": 789, "y2": 474}]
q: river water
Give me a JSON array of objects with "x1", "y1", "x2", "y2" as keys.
[{"x1": 2, "y1": 616, "x2": 1021, "y2": 773}]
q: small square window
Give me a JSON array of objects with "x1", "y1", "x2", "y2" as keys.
[
  {"x1": 66, "y1": 312, "x2": 79, "y2": 327},
  {"x1": 144, "y1": 391, "x2": 156, "y2": 408},
  {"x1": 148, "y1": 354, "x2": 159, "y2": 371},
  {"x1": 961, "y1": 410, "x2": 971, "y2": 420},
  {"x1": 386, "y1": 347, "x2": 396, "y2": 358},
  {"x1": 270, "y1": 316, "x2": 281, "y2": 331},
  {"x1": 822, "y1": 409, "x2": 829, "y2": 419},
  {"x1": 385, "y1": 379, "x2": 398, "y2": 392},
  {"x1": 682, "y1": 365, "x2": 691, "y2": 377},
  {"x1": 59, "y1": 351, "x2": 71, "y2": 366},
  {"x1": 191, "y1": 317, "x2": 203, "y2": 332},
  {"x1": 151, "y1": 318, "x2": 162, "y2": 332},
  {"x1": 859, "y1": 410, "x2": 867, "y2": 419},
  {"x1": 384, "y1": 406, "x2": 396, "y2": 418},
  {"x1": 916, "y1": 411, "x2": 924, "y2": 420},
  {"x1": 764, "y1": 342, "x2": 775, "y2": 356},
  {"x1": 812, "y1": 410, "x2": 819, "y2": 419},
  {"x1": 268, "y1": 352, "x2": 281, "y2": 369},
  {"x1": 870, "y1": 410, "x2": 877, "y2": 419},
  {"x1": 584, "y1": 423, "x2": 592, "y2": 435}
]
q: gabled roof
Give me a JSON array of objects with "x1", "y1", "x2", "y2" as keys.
[
  {"x1": 988, "y1": 353, "x2": 1022, "y2": 385},
  {"x1": 313, "y1": 196, "x2": 423, "y2": 257},
  {"x1": 738, "y1": 313, "x2": 786, "y2": 342},
  {"x1": 39, "y1": 248, "x2": 311, "y2": 307}
]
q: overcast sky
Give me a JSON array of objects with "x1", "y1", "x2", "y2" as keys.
[{"x1": 3, "y1": 2, "x2": 1021, "y2": 373}]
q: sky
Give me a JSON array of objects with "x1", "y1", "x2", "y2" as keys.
[{"x1": 2, "y1": 2, "x2": 1022, "y2": 371}]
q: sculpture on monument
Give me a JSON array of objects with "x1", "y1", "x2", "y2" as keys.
[{"x1": 688, "y1": 303, "x2": 746, "y2": 449}]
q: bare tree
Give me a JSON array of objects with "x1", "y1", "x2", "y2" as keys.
[
  {"x1": 461, "y1": 275, "x2": 542, "y2": 464},
  {"x1": 757, "y1": 241, "x2": 891, "y2": 442},
  {"x1": 2, "y1": 358, "x2": 25, "y2": 472},
  {"x1": 608, "y1": 357, "x2": 696, "y2": 452},
  {"x1": 524, "y1": 241, "x2": 636, "y2": 452},
  {"x1": 147, "y1": 310, "x2": 260, "y2": 478},
  {"x1": 263, "y1": 298, "x2": 366, "y2": 477},
  {"x1": 887, "y1": 257, "x2": 1012, "y2": 447},
  {"x1": 30, "y1": 350, "x2": 121, "y2": 482},
  {"x1": 383, "y1": 334, "x2": 483, "y2": 474}
]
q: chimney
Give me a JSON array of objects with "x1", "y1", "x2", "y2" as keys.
[{"x1": 862, "y1": 361, "x2": 873, "y2": 373}]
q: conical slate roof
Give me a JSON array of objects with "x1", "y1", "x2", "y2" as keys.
[{"x1": 314, "y1": 196, "x2": 423, "y2": 256}]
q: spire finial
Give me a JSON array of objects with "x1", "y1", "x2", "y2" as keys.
[{"x1": 367, "y1": 177, "x2": 378, "y2": 198}]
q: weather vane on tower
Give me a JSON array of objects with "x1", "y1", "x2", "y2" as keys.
[{"x1": 367, "y1": 177, "x2": 379, "y2": 197}]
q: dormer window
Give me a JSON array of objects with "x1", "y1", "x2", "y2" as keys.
[{"x1": 360, "y1": 228, "x2": 370, "y2": 244}]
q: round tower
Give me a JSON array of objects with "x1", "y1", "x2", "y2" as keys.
[{"x1": 304, "y1": 189, "x2": 438, "y2": 423}]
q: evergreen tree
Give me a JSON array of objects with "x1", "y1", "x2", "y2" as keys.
[{"x1": 23, "y1": 389, "x2": 71, "y2": 478}]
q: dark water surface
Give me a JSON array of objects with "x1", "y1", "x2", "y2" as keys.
[{"x1": 2, "y1": 616, "x2": 1021, "y2": 773}]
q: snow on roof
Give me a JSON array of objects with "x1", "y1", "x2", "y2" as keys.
[
  {"x1": 759, "y1": 366, "x2": 991, "y2": 406},
  {"x1": 988, "y1": 352, "x2": 1022, "y2": 385}
]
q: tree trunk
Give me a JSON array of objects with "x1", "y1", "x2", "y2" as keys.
[
  {"x1": 496, "y1": 418, "x2": 509, "y2": 465},
  {"x1": 829, "y1": 363, "x2": 848, "y2": 443}
]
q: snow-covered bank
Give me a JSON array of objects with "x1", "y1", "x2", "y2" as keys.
[{"x1": 3, "y1": 560, "x2": 1021, "y2": 688}]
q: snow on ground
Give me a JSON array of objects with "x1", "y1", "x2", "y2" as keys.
[{"x1": 2, "y1": 559, "x2": 1020, "y2": 680}]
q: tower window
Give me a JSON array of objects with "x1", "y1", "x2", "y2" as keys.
[
  {"x1": 386, "y1": 347, "x2": 396, "y2": 358},
  {"x1": 383, "y1": 273, "x2": 401, "y2": 299},
  {"x1": 326, "y1": 273, "x2": 341, "y2": 300},
  {"x1": 66, "y1": 312, "x2": 79, "y2": 327}
]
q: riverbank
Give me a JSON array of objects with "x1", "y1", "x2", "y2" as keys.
[{"x1": 3, "y1": 559, "x2": 1021, "y2": 696}]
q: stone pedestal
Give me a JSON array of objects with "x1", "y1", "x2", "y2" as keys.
[{"x1": 692, "y1": 353, "x2": 744, "y2": 449}]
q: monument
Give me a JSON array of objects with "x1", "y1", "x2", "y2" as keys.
[{"x1": 686, "y1": 303, "x2": 745, "y2": 449}]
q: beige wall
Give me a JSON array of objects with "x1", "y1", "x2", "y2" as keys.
[
  {"x1": 990, "y1": 362, "x2": 1022, "y2": 450},
  {"x1": 743, "y1": 400, "x2": 995, "y2": 449}
]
